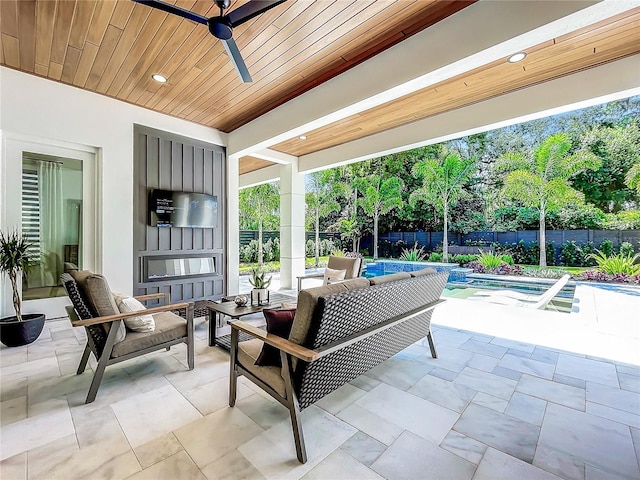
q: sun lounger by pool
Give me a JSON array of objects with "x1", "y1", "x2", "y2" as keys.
[{"x1": 471, "y1": 274, "x2": 571, "y2": 310}]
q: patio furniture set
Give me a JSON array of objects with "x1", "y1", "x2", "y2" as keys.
[{"x1": 61, "y1": 256, "x2": 449, "y2": 463}]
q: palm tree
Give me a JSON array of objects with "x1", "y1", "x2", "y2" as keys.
[
  {"x1": 306, "y1": 171, "x2": 345, "y2": 266},
  {"x1": 355, "y1": 174, "x2": 403, "y2": 260},
  {"x1": 497, "y1": 133, "x2": 601, "y2": 267},
  {"x1": 239, "y1": 182, "x2": 280, "y2": 265},
  {"x1": 410, "y1": 149, "x2": 475, "y2": 263}
]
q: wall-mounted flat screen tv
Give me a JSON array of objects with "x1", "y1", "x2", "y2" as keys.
[{"x1": 149, "y1": 189, "x2": 218, "y2": 228}]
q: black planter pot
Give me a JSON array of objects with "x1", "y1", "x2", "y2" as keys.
[{"x1": 0, "y1": 313, "x2": 46, "y2": 347}]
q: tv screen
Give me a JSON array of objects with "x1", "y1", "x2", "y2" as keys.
[{"x1": 149, "y1": 189, "x2": 218, "y2": 228}]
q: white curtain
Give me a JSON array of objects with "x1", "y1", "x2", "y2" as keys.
[{"x1": 36, "y1": 162, "x2": 64, "y2": 287}]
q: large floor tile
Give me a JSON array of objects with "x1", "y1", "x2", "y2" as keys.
[
  {"x1": 408, "y1": 372, "x2": 476, "y2": 413},
  {"x1": 555, "y1": 355, "x2": 619, "y2": 388},
  {"x1": 339, "y1": 431, "x2": 387, "y2": 467},
  {"x1": 538, "y1": 402, "x2": 639, "y2": 479},
  {"x1": 453, "y1": 403, "x2": 540, "y2": 463},
  {"x1": 354, "y1": 383, "x2": 459, "y2": 444},
  {"x1": 365, "y1": 356, "x2": 433, "y2": 390},
  {"x1": 111, "y1": 384, "x2": 202, "y2": 447},
  {"x1": 133, "y1": 432, "x2": 184, "y2": 469},
  {"x1": 504, "y1": 391, "x2": 547, "y2": 426},
  {"x1": 182, "y1": 376, "x2": 254, "y2": 416},
  {"x1": 336, "y1": 403, "x2": 403, "y2": 446},
  {"x1": 371, "y1": 431, "x2": 475, "y2": 480},
  {"x1": 474, "y1": 447, "x2": 562, "y2": 480},
  {"x1": 516, "y1": 374, "x2": 585, "y2": 410},
  {"x1": 533, "y1": 444, "x2": 585, "y2": 480},
  {"x1": 315, "y1": 383, "x2": 367, "y2": 415},
  {"x1": 440, "y1": 430, "x2": 487, "y2": 465},
  {"x1": 0, "y1": 404, "x2": 74, "y2": 461},
  {"x1": 301, "y1": 449, "x2": 383, "y2": 480},
  {"x1": 175, "y1": 407, "x2": 263, "y2": 468},
  {"x1": 453, "y1": 367, "x2": 517, "y2": 401},
  {"x1": 497, "y1": 353, "x2": 555, "y2": 379},
  {"x1": 238, "y1": 405, "x2": 356, "y2": 479},
  {"x1": 126, "y1": 451, "x2": 206, "y2": 480},
  {"x1": 586, "y1": 381, "x2": 640, "y2": 415},
  {"x1": 200, "y1": 450, "x2": 266, "y2": 480}
]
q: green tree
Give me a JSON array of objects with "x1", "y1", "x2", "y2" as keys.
[
  {"x1": 497, "y1": 133, "x2": 601, "y2": 267},
  {"x1": 410, "y1": 148, "x2": 475, "y2": 262},
  {"x1": 574, "y1": 120, "x2": 640, "y2": 212},
  {"x1": 355, "y1": 173, "x2": 403, "y2": 260},
  {"x1": 306, "y1": 171, "x2": 344, "y2": 266},
  {"x1": 239, "y1": 182, "x2": 280, "y2": 265},
  {"x1": 625, "y1": 163, "x2": 640, "y2": 195}
]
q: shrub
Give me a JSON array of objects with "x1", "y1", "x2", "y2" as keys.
[
  {"x1": 399, "y1": 243, "x2": 427, "y2": 262},
  {"x1": 599, "y1": 240, "x2": 614, "y2": 258},
  {"x1": 578, "y1": 270, "x2": 640, "y2": 284},
  {"x1": 501, "y1": 254, "x2": 514, "y2": 265},
  {"x1": 476, "y1": 250, "x2": 504, "y2": 269},
  {"x1": 305, "y1": 239, "x2": 315, "y2": 257},
  {"x1": 604, "y1": 210, "x2": 640, "y2": 229},
  {"x1": 588, "y1": 250, "x2": 640, "y2": 276},
  {"x1": 620, "y1": 242, "x2": 635, "y2": 257},
  {"x1": 523, "y1": 268, "x2": 567, "y2": 279},
  {"x1": 428, "y1": 252, "x2": 443, "y2": 262},
  {"x1": 451, "y1": 254, "x2": 478, "y2": 266}
]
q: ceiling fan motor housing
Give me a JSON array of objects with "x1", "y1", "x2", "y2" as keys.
[{"x1": 209, "y1": 19, "x2": 233, "y2": 40}]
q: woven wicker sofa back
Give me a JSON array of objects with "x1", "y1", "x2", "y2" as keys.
[{"x1": 293, "y1": 271, "x2": 449, "y2": 409}]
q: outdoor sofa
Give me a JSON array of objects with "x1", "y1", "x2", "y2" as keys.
[{"x1": 228, "y1": 267, "x2": 449, "y2": 463}]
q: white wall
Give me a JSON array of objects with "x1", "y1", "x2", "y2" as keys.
[{"x1": 0, "y1": 67, "x2": 227, "y2": 308}]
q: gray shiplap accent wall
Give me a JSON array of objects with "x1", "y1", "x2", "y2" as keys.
[{"x1": 133, "y1": 125, "x2": 226, "y2": 304}]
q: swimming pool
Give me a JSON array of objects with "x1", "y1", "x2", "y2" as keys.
[{"x1": 363, "y1": 260, "x2": 575, "y2": 312}]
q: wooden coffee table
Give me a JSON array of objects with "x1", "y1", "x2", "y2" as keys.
[{"x1": 206, "y1": 292, "x2": 297, "y2": 347}]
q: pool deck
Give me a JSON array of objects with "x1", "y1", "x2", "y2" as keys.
[{"x1": 242, "y1": 272, "x2": 640, "y2": 366}]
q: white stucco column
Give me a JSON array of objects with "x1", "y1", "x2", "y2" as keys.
[
  {"x1": 227, "y1": 154, "x2": 240, "y2": 295},
  {"x1": 279, "y1": 159, "x2": 305, "y2": 289}
]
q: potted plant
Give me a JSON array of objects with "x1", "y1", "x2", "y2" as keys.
[
  {"x1": 0, "y1": 230, "x2": 45, "y2": 347},
  {"x1": 249, "y1": 268, "x2": 272, "y2": 306}
]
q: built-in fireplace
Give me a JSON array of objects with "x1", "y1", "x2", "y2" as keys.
[{"x1": 143, "y1": 255, "x2": 217, "y2": 282}]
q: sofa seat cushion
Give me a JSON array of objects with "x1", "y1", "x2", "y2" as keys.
[
  {"x1": 292, "y1": 277, "x2": 370, "y2": 347},
  {"x1": 410, "y1": 267, "x2": 437, "y2": 277},
  {"x1": 111, "y1": 311, "x2": 186, "y2": 358},
  {"x1": 238, "y1": 339, "x2": 286, "y2": 397},
  {"x1": 369, "y1": 272, "x2": 411, "y2": 285}
]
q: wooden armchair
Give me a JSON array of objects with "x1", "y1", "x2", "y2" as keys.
[
  {"x1": 61, "y1": 272, "x2": 194, "y2": 404},
  {"x1": 297, "y1": 255, "x2": 363, "y2": 291}
]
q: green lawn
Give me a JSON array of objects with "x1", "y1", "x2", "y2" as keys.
[{"x1": 240, "y1": 256, "x2": 330, "y2": 274}]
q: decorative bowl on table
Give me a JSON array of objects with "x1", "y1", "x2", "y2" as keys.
[{"x1": 234, "y1": 295, "x2": 248, "y2": 307}]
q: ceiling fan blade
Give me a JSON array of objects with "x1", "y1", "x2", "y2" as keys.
[
  {"x1": 132, "y1": 0, "x2": 208, "y2": 25},
  {"x1": 222, "y1": 38, "x2": 252, "y2": 83},
  {"x1": 226, "y1": 0, "x2": 288, "y2": 28}
]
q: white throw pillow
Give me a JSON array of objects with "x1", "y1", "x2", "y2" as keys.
[
  {"x1": 113, "y1": 293, "x2": 155, "y2": 332},
  {"x1": 323, "y1": 267, "x2": 347, "y2": 285}
]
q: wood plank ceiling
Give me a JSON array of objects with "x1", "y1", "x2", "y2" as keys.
[
  {"x1": 272, "y1": 8, "x2": 640, "y2": 157},
  {"x1": 0, "y1": 0, "x2": 472, "y2": 134}
]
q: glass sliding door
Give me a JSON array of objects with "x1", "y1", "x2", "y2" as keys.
[{"x1": 21, "y1": 153, "x2": 83, "y2": 301}]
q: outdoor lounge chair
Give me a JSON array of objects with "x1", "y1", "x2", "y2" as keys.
[
  {"x1": 471, "y1": 274, "x2": 570, "y2": 310},
  {"x1": 297, "y1": 255, "x2": 363, "y2": 291},
  {"x1": 61, "y1": 271, "x2": 194, "y2": 404}
]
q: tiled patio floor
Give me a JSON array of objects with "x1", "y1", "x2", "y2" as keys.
[{"x1": 1, "y1": 282, "x2": 639, "y2": 480}]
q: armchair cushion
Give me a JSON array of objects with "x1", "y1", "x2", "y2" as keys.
[
  {"x1": 70, "y1": 270, "x2": 126, "y2": 344},
  {"x1": 238, "y1": 339, "x2": 286, "y2": 396},
  {"x1": 323, "y1": 267, "x2": 346, "y2": 285},
  {"x1": 113, "y1": 294, "x2": 156, "y2": 332},
  {"x1": 255, "y1": 308, "x2": 296, "y2": 367},
  {"x1": 111, "y1": 311, "x2": 186, "y2": 358},
  {"x1": 327, "y1": 256, "x2": 362, "y2": 279}
]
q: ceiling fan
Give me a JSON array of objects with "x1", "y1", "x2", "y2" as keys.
[{"x1": 133, "y1": 0, "x2": 288, "y2": 83}]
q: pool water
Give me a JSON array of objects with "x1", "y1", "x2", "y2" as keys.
[{"x1": 363, "y1": 261, "x2": 575, "y2": 313}]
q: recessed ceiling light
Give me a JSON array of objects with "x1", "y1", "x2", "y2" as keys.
[
  {"x1": 508, "y1": 52, "x2": 527, "y2": 63},
  {"x1": 152, "y1": 74, "x2": 167, "y2": 83},
  {"x1": 299, "y1": 135, "x2": 307, "y2": 140}
]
